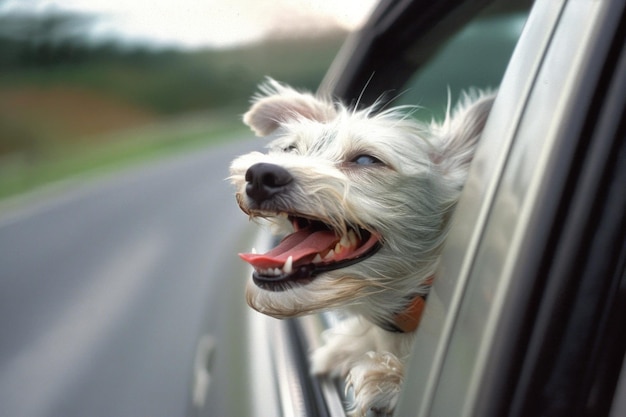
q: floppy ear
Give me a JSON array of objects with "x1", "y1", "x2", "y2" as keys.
[{"x1": 243, "y1": 78, "x2": 337, "y2": 136}]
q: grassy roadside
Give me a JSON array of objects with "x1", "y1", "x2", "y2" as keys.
[{"x1": 0, "y1": 109, "x2": 247, "y2": 202}]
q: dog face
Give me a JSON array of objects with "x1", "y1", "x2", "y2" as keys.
[{"x1": 230, "y1": 79, "x2": 491, "y2": 325}]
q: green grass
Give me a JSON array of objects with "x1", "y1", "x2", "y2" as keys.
[{"x1": 0, "y1": 109, "x2": 247, "y2": 202}]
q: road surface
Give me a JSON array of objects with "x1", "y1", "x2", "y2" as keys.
[{"x1": 0, "y1": 136, "x2": 261, "y2": 417}]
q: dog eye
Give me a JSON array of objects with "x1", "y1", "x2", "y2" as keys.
[
  {"x1": 283, "y1": 145, "x2": 297, "y2": 153},
  {"x1": 352, "y1": 154, "x2": 383, "y2": 165}
]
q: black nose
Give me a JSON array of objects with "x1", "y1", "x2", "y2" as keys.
[{"x1": 245, "y1": 163, "x2": 293, "y2": 203}]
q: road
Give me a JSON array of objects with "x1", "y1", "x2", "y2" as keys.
[{"x1": 0, "y1": 137, "x2": 261, "y2": 417}]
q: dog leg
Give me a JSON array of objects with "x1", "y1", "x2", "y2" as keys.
[
  {"x1": 310, "y1": 317, "x2": 380, "y2": 377},
  {"x1": 311, "y1": 317, "x2": 412, "y2": 416}
]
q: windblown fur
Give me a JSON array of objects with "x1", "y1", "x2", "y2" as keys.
[{"x1": 230, "y1": 79, "x2": 493, "y2": 416}]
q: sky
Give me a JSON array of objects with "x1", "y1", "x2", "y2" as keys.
[{"x1": 0, "y1": 0, "x2": 379, "y2": 49}]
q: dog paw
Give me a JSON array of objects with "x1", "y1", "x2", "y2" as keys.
[{"x1": 345, "y1": 351, "x2": 403, "y2": 417}]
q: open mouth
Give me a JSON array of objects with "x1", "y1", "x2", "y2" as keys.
[{"x1": 239, "y1": 214, "x2": 381, "y2": 291}]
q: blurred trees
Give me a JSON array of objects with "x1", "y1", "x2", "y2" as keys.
[
  {"x1": 0, "y1": 8, "x2": 345, "y2": 112},
  {"x1": 0, "y1": 6, "x2": 345, "y2": 157},
  {"x1": 0, "y1": 11, "x2": 100, "y2": 69}
]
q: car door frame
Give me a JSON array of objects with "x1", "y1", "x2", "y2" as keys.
[{"x1": 395, "y1": 0, "x2": 626, "y2": 416}]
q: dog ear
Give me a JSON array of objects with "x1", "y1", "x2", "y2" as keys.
[
  {"x1": 243, "y1": 78, "x2": 337, "y2": 136},
  {"x1": 433, "y1": 90, "x2": 495, "y2": 177}
]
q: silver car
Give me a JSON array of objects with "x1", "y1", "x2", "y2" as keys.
[{"x1": 195, "y1": 0, "x2": 626, "y2": 415}]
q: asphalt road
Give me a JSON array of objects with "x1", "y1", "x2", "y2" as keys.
[{"x1": 0, "y1": 136, "x2": 261, "y2": 417}]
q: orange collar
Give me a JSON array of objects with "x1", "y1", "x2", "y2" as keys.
[
  {"x1": 391, "y1": 294, "x2": 428, "y2": 332},
  {"x1": 382, "y1": 276, "x2": 434, "y2": 333}
]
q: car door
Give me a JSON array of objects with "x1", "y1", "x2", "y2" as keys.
[{"x1": 396, "y1": 0, "x2": 626, "y2": 416}]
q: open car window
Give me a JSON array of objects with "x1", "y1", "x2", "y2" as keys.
[
  {"x1": 394, "y1": 9, "x2": 528, "y2": 120},
  {"x1": 285, "y1": 3, "x2": 533, "y2": 416}
]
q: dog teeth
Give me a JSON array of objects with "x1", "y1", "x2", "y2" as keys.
[
  {"x1": 251, "y1": 247, "x2": 257, "y2": 254},
  {"x1": 312, "y1": 254, "x2": 323, "y2": 264},
  {"x1": 348, "y1": 230, "x2": 358, "y2": 247},
  {"x1": 334, "y1": 242, "x2": 343, "y2": 254},
  {"x1": 324, "y1": 249, "x2": 335, "y2": 260},
  {"x1": 256, "y1": 256, "x2": 294, "y2": 277},
  {"x1": 284, "y1": 256, "x2": 293, "y2": 274},
  {"x1": 257, "y1": 267, "x2": 282, "y2": 276},
  {"x1": 333, "y1": 230, "x2": 359, "y2": 255}
]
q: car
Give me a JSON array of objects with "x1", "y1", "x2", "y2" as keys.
[{"x1": 192, "y1": 0, "x2": 626, "y2": 415}]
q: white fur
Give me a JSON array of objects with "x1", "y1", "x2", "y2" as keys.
[{"x1": 230, "y1": 79, "x2": 494, "y2": 416}]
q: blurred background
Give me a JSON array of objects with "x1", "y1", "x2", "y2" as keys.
[
  {"x1": 0, "y1": 2, "x2": 376, "y2": 417},
  {"x1": 0, "y1": 0, "x2": 376, "y2": 200}
]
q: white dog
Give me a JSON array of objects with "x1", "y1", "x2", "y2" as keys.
[{"x1": 230, "y1": 79, "x2": 493, "y2": 416}]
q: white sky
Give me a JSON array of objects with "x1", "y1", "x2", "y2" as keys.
[{"x1": 0, "y1": 0, "x2": 379, "y2": 49}]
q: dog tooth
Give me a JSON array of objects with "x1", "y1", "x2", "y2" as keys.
[
  {"x1": 324, "y1": 249, "x2": 335, "y2": 260},
  {"x1": 251, "y1": 247, "x2": 257, "y2": 254},
  {"x1": 312, "y1": 254, "x2": 323, "y2": 264},
  {"x1": 339, "y1": 234, "x2": 351, "y2": 249},
  {"x1": 274, "y1": 268, "x2": 282, "y2": 276},
  {"x1": 284, "y1": 256, "x2": 293, "y2": 274},
  {"x1": 260, "y1": 268, "x2": 277, "y2": 276},
  {"x1": 334, "y1": 243, "x2": 342, "y2": 254},
  {"x1": 348, "y1": 230, "x2": 358, "y2": 247}
]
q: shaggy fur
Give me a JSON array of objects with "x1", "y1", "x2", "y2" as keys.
[{"x1": 230, "y1": 79, "x2": 493, "y2": 416}]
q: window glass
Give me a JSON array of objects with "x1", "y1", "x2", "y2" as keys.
[{"x1": 396, "y1": 11, "x2": 528, "y2": 121}]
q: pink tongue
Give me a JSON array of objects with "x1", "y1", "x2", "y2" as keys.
[{"x1": 239, "y1": 230, "x2": 338, "y2": 269}]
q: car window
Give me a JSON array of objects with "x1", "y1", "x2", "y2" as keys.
[
  {"x1": 311, "y1": 4, "x2": 531, "y2": 415},
  {"x1": 396, "y1": 9, "x2": 528, "y2": 121}
]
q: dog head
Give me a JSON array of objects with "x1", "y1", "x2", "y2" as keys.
[{"x1": 230, "y1": 79, "x2": 492, "y2": 327}]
